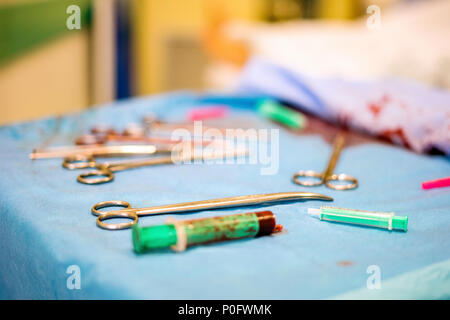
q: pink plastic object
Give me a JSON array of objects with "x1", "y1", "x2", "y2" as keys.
[
  {"x1": 422, "y1": 177, "x2": 450, "y2": 190},
  {"x1": 187, "y1": 106, "x2": 229, "y2": 121}
]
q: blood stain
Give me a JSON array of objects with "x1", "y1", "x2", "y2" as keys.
[{"x1": 337, "y1": 261, "x2": 354, "y2": 267}]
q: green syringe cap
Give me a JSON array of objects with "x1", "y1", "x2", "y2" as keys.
[
  {"x1": 132, "y1": 223, "x2": 178, "y2": 253},
  {"x1": 257, "y1": 99, "x2": 306, "y2": 129},
  {"x1": 392, "y1": 215, "x2": 408, "y2": 232}
]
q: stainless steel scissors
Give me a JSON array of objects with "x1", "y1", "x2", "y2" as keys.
[
  {"x1": 91, "y1": 191, "x2": 333, "y2": 230},
  {"x1": 63, "y1": 154, "x2": 177, "y2": 184},
  {"x1": 63, "y1": 148, "x2": 248, "y2": 185},
  {"x1": 292, "y1": 133, "x2": 358, "y2": 190}
]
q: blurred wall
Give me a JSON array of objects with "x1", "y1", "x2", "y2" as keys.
[
  {"x1": 0, "y1": 31, "x2": 90, "y2": 124},
  {"x1": 0, "y1": 0, "x2": 370, "y2": 124},
  {"x1": 318, "y1": 0, "x2": 363, "y2": 19},
  {"x1": 0, "y1": 0, "x2": 91, "y2": 125},
  {"x1": 131, "y1": 0, "x2": 267, "y2": 95}
]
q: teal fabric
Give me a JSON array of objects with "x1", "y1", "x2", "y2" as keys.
[
  {"x1": 237, "y1": 58, "x2": 450, "y2": 155},
  {"x1": 332, "y1": 259, "x2": 450, "y2": 300},
  {"x1": 0, "y1": 92, "x2": 449, "y2": 299}
]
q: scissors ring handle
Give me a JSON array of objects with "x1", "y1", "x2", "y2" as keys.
[
  {"x1": 91, "y1": 200, "x2": 131, "y2": 216},
  {"x1": 96, "y1": 211, "x2": 138, "y2": 230},
  {"x1": 325, "y1": 173, "x2": 358, "y2": 190},
  {"x1": 78, "y1": 168, "x2": 114, "y2": 184},
  {"x1": 292, "y1": 170, "x2": 324, "y2": 187},
  {"x1": 63, "y1": 154, "x2": 96, "y2": 170}
]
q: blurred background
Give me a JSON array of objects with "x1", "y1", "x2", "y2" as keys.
[{"x1": 1, "y1": 0, "x2": 449, "y2": 125}]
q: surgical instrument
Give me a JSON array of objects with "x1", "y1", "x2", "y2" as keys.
[
  {"x1": 75, "y1": 129, "x2": 228, "y2": 147},
  {"x1": 75, "y1": 121, "x2": 259, "y2": 146},
  {"x1": 30, "y1": 144, "x2": 173, "y2": 160},
  {"x1": 75, "y1": 132, "x2": 179, "y2": 146},
  {"x1": 292, "y1": 133, "x2": 358, "y2": 190},
  {"x1": 308, "y1": 206, "x2": 408, "y2": 232},
  {"x1": 76, "y1": 124, "x2": 189, "y2": 146},
  {"x1": 66, "y1": 148, "x2": 248, "y2": 185},
  {"x1": 91, "y1": 191, "x2": 333, "y2": 230},
  {"x1": 142, "y1": 114, "x2": 266, "y2": 142}
]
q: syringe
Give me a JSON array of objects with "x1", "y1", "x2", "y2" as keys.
[
  {"x1": 308, "y1": 206, "x2": 408, "y2": 232},
  {"x1": 132, "y1": 210, "x2": 281, "y2": 253}
]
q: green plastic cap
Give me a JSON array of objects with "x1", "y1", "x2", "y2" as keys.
[
  {"x1": 132, "y1": 224, "x2": 178, "y2": 253},
  {"x1": 257, "y1": 99, "x2": 306, "y2": 129},
  {"x1": 392, "y1": 216, "x2": 408, "y2": 232}
]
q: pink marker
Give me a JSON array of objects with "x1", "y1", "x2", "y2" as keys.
[
  {"x1": 422, "y1": 177, "x2": 450, "y2": 190},
  {"x1": 187, "y1": 106, "x2": 229, "y2": 121}
]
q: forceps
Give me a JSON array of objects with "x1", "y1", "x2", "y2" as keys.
[
  {"x1": 292, "y1": 133, "x2": 358, "y2": 190},
  {"x1": 30, "y1": 144, "x2": 172, "y2": 160},
  {"x1": 91, "y1": 191, "x2": 333, "y2": 230},
  {"x1": 75, "y1": 124, "x2": 183, "y2": 146},
  {"x1": 76, "y1": 121, "x2": 260, "y2": 146},
  {"x1": 75, "y1": 132, "x2": 178, "y2": 146},
  {"x1": 75, "y1": 130, "x2": 227, "y2": 147},
  {"x1": 64, "y1": 148, "x2": 248, "y2": 185}
]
